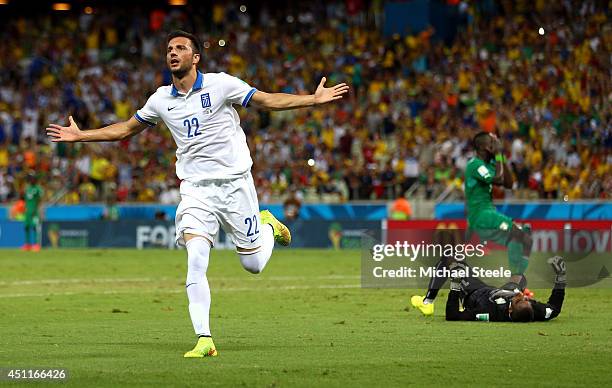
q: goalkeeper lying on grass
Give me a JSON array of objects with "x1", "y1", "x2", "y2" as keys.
[{"x1": 444, "y1": 257, "x2": 566, "y2": 322}]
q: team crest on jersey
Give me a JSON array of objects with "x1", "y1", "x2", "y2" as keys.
[
  {"x1": 477, "y1": 165, "x2": 490, "y2": 178},
  {"x1": 201, "y1": 93, "x2": 211, "y2": 108}
]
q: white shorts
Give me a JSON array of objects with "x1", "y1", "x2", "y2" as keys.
[{"x1": 175, "y1": 172, "x2": 262, "y2": 250}]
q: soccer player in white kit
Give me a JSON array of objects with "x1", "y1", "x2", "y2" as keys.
[{"x1": 46, "y1": 30, "x2": 349, "y2": 358}]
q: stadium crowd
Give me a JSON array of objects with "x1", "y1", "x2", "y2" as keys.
[{"x1": 0, "y1": 0, "x2": 610, "y2": 206}]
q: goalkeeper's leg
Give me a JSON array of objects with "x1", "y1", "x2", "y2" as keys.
[
  {"x1": 411, "y1": 229, "x2": 463, "y2": 316},
  {"x1": 411, "y1": 256, "x2": 453, "y2": 316},
  {"x1": 424, "y1": 256, "x2": 454, "y2": 302}
]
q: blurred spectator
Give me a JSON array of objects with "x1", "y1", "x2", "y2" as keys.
[
  {"x1": 389, "y1": 197, "x2": 412, "y2": 220},
  {"x1": 154, "y1": 210, "x2": 168, "y2": 221},
  {"x1": 102, "y1": 197, "x2": 119, "y2": 221},
  {"x1": 10, "y1": 199, "x2": 25, "y2": 221},
  {"x1": 283, "y1": 190, "x2": 302, "y2": 221},
  {"x1": 159, "y1": 180, "x2": 180, "y2": 204}
]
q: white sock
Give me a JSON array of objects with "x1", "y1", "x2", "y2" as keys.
[
  {"x1": 423, "y1": 298, "x2": 434, "y2": 305},
  {"x1": 239, "y1": 224, "x2": 275, "y2": 274},
  {"x1": 185, "y1": 237, "x2": 212, "y2": 336}
]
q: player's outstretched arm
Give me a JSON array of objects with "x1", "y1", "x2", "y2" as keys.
[
  {"x1": 46, "y1": 116, "x2": 149, "y2": 143},
  {"x1": 250, "y1": 77, "x2": 349, "y2": 111}
]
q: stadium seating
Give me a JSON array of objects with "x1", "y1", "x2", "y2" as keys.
[{"x1": 0, "y1": 1, "x2": 609, "y2": 204}]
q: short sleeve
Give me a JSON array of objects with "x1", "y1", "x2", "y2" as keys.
[
  {"x1": 221, "y1": 72, "x2": 257, "y2": 107},
  {"x1": 471, "y1": 159, "x2": 494, "y2": 184},
  {"x1": 134, "y1": 94, "x2": 159, "y2": 126}
]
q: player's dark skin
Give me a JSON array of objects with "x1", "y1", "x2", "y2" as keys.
[
  {"x1": 474, "y1": 133, "x2": 533, "y2": 283},
  {"x1": 508, "y1": 291, "x2": 534, "y2": 317},
  {"x1": 475, "y1": 134, "x2": 512, "y2": 189}
]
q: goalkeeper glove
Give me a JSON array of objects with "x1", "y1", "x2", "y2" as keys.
[{"x1": 547, "y1": 256, "x2": 567, "y2": 284}]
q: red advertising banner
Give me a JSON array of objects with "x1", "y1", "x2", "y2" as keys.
[{"x1": 385, "y1": 220, "x2": 612, "y2": 253}]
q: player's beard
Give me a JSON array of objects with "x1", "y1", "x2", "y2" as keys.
[
  {"x1": 170, "y1": 64, "x2": 191, "y2": 79},
  {"x1": 169, "y1": 57, "x2": 193, "y2": 79}
]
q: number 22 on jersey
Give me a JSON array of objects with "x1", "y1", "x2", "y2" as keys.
[{"x1": 183, "y1": 117, "x2": 201, "y2": 139}]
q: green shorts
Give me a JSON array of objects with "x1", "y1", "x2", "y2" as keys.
[
  {"x1": 468, "y1": 209, "x2": 513, "y2": 246},
  {"x1": 24, "y1": 212, "x2": 40, "y2": 228}
]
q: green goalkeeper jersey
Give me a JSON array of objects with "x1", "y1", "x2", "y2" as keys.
[
  {"x1": 464, "y1": 157, "x2": 496, "y2": 219},
  {"x1": 25, "y1": 184, "x2": 43, "y2": 215}
]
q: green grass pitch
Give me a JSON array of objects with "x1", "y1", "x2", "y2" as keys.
[{"x1": 1, "y1": 249, "x2": 612, "y2": 387}]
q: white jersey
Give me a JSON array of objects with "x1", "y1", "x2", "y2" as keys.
[{"x1": 134, "y1": 71, "x2": 257, "y2": 181}]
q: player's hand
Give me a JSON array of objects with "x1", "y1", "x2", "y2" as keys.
[
  {"x1": 547, "y1": 256, "x2": 566, "y2": 275},
  {"x1": 313, "y1": 77, "x2": 349, "y2": 104},
  {"x1": 46, "y1": 116, "x2": 83, "y2": 142},
  {"x1": 490, "y1": 134, "x2": 504, "y2": 153}
]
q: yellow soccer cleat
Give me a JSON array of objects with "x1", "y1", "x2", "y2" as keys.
[
  {"x1": 183, "y1": 337, "x2": 218, "y2": 358},
  {"x1": 260, "y1": 210, "x2": 291, "y2": 246},
  {"x1": 411, "y1": 295, "x2": 434, "y2": 316}
]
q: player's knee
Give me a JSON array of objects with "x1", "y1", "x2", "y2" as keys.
[
  {"x1": 510, "y1": 225, "x2": 531, "y2": 246},
  {"x1": 509, "y1": 224, "x2": 521, "y2": 239},
  {"x1": 238, "y1": 247, "x2": 265, "y2": 274},
  {"x1": 186, "y1": 258, "x2": 208, "y2": 284},
  {"x1": 186, "y1": 256, "x2": 208, "y2": 282},
  {"x1": 240, "y1": 256, "x2": 263, "y2": 274},
  {"x1": 245, "y1": 265, "x2": 262, "y2": 275},
  {"x1": 188, "y1": 256, "x2": 208, "y2": 272},
  {"x1": 186, "y1": 237, "x2": 211, "y2": 279}
]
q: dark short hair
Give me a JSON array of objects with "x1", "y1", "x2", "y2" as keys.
[
  {"x1": 510, "y1": 301, "x2": 534, "y2": 322},
  {"x1": 167, "y1": 30, "x2": 201, "y2": 55},
  {"x1": 472, "y1": 131, "x2": 491, "y2": 151}
]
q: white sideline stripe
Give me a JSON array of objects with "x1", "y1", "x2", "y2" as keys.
[
  {"x1": 0, "y1": 277, "x2": 163, "y2": 286},
  {"x1": 0, "y1": 275, "x2": 360, "y2": 286},
  {"x1": 0, "y1": 284, "x2": 360, "y2": 298}
]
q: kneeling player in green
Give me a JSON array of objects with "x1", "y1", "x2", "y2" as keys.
[{"x1": 22, "y1": 173, "x2": 43, "y2": 252}]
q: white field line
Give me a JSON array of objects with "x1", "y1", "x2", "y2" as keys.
[
  {"x1": 0, "y1": 284, "x2": 361, "y2": 299},
  {"x1": 0, "y1": 275, "x2": 359, "y2": 286},
  {"x1": 0, "y1": 277, "x2": 166, "y2": 286}
]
